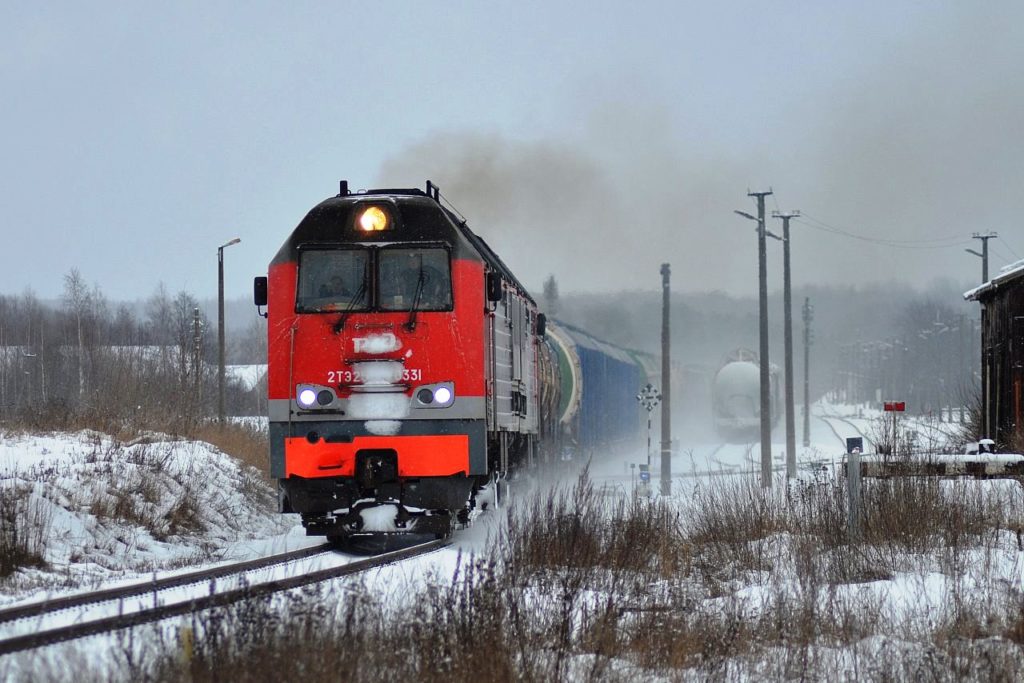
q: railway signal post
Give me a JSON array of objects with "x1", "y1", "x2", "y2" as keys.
[
  {"x1": 883, "y1": 400, "x2": 905, "y2": 456},
  {"x1": 636, "y1": 383, "x2": 662, "y2": 468}
]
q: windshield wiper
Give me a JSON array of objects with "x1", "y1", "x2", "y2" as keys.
[
  {"x1": 404, "y1": 265, "x2": 426, "y2": 332},
  {"x1": 332, "y1": 273, "x2": 368, "y2": 334}
]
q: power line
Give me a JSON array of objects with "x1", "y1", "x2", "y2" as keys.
[
  {"x1": 799, "y1": 212, "x2": 967, "y2": 245},
  {"x1": 795, "y1": 214, "x2": 971, "y2": 250},
  {"x1": 998, "y1": 236, "x2": 1021, "y2": 260},
  {"x1": 988, "y1": 243, "x2": 1014, "y2": 265},
  {"x1": 799, "y1": 212, "x2": 965, "y2": 244}
]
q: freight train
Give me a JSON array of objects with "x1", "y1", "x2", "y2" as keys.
[
  {"x1": 253, "y1": 181, "x2": 649, "y2": 540},
  {"x1": 711, "y1": 349, "x2": 779, "y2": 440}
]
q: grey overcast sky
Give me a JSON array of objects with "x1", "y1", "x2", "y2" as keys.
[{"x1": 2, "y1": 2, "x2": 1022, "y2": 302}]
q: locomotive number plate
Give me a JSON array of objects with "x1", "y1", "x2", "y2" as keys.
[{"x1": 328, "y1": 368, "x2": 423, "y2": 383}]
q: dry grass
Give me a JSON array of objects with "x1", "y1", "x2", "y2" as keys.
[
  {"x1": 0, "y1": 480, "x2": 50, "y2": 577},
  {"x1": 13, "y1": 465, "x2": 1024, "y2": 681},
  {"x1": 188, "y1": 422, "x2": 270, "y2": 482}
]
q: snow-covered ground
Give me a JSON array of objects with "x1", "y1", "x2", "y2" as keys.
[
  {"x1": 0, "y1": 430, "x2": 299, "y2": 603},
  {"x1": 0, "y1": 397, "x2": 971, "y2": 606},
  {"x1": 3, "y1": 399, "x2": 1018, "y2": 679},
  {"x1": 225, "y1": 364, "x2": 266, "y2": 391}
]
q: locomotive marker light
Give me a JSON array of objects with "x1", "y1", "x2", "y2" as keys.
[
  {"x1": 415, "y1": 383, "x2": 455, "y2": 407},
  {"x1": 357, "y1": 206, "x2": 389, "y2": 232},
  {"x1": 636, "y1": 383, "x2": 662, "y2": 469},
  {"x1": 296, "y1": 385, "x2": 336, "y2": 409},
  {"x1": 298, "y1": 388, "x2": 317, "y2": 408}
]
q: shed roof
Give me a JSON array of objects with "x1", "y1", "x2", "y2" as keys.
[{"x1": 963, "y1": 259, "x2": 1024, "y2": 301}]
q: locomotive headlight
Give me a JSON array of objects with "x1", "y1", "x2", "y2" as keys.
[
  {"x1": 433, "y1": 386, "x2": 453, "y2": 405},
  {"x1": 357, "y1": 206, "x2": 389, "y2": 232},
  {"x1": 415, "y1": 384, "x2": 455, "y2": 407},
  {"x1": 297, "y1": 388, "x2": 317, "y2": 408}
]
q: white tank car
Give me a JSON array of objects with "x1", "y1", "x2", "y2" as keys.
[{"x1": 712, "y1": 349, "x2": 779, "y2": 440}]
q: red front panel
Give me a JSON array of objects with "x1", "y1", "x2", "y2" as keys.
[
  {"x1": 284, "y1": 435, "x2": 469, "y2": 478},
  {"x1": 267, "y1": 258, "x2": 486, "y2": 402}
]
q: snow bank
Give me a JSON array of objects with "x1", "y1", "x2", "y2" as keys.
[{"x1": 0, "y1": 430, "x2": 292, "y2": 601}]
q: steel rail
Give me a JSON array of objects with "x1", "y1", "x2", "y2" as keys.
[
  {"x1": 0, "y1": 539, "x2": 450, "y2": 656},
  {"x1": 0, "y1": 542, "x2": 332, "y2": 626},
  {"x1": 816, "y1": 415, "x2": 848, "y2": 449},
  {"x1": 825, "y1": 415, "x2": 873, "y2": 449}
]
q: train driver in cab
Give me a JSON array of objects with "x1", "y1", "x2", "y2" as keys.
[{"x1": 319, "y1": 275, "x2": 350, "y2": 298}]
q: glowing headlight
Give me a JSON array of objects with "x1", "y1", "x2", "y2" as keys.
[
  {"x1": 297, "y1": 388, "x2": 317, "y2": 407},
  {"x1": 357, "y1": 206, "x2": 388, "y2": 232},
  {"x1": 415, "y1": 384, "x2": 454, "y2": 407}
]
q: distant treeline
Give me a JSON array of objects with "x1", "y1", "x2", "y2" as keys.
[
  {"x1": 0, "y1": 269, "x2": 266, "y2": 429},
  {"x1": 541, "y1": 278, "x2": 980, "y2": 414}
]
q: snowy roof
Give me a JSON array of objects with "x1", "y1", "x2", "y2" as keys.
[{"x1": 963, "y1": 258, "x2": 1024, "y2": 301}]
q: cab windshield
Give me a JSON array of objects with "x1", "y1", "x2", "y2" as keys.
[
  {"x1": 378, "y1": 247, "x2": 452, "y2": 311},
  {"x1": 296, "y1": 249, "x2": 369, "y2": 313},
  {"x1": 295, "y1": 246, "x2": 451, "y2": 313}
]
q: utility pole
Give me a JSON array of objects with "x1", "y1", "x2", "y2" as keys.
[
  {"x1": 966, "y1": 232, "x2": 998, "y2": 283},
  {"x1": 660, "y1": 263, "x2": 672, "y2": 496},
  {"x1": 802, "y1": 298, "x2": 813, "y2": 447},
  {"x1": 773, "y1": 210, "x2": 799, "y2": 478},
  {"x1": 192, "y1": 307, "x2": 203, "y2": 403},
  {"x1": 749, "y1": 189, "x2": 774, "y2": 487}
]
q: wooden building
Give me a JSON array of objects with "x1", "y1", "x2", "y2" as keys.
[{"x1": 965, "y1": 263, "x2": 1024, "y2": 448}]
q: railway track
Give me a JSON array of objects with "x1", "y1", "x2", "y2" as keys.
[
  {"x1": 0, "y1": 538, "x2": 449, "y2": 656},
  {"x1": 817, "y1": 412, "x2": 873, "y2": 451}
]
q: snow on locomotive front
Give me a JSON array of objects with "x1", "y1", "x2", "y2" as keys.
[{"x1": 254, "y1": 181, "x2": 543, "y2": 538}]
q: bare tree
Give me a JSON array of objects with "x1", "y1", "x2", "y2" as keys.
[{"x1": 63, "y1": 269, "x2": 91, "y2": 401}]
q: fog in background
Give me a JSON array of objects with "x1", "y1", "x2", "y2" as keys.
[{"x1": 377, "y1": 4, "x2": 1023, "y2": 296}]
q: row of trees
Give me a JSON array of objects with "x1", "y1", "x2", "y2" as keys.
[
  {"x1": 829, "y1": 301, "x2": 979, "y2": 417},
  {"x1": 0, "y1": 270, "x2": 266, "y2": 430}
]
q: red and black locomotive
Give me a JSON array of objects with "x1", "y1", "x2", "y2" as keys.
[{"x1": 254, "y1": 181, "x2": 549, "y2": 539}]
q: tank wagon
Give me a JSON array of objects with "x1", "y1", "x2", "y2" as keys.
[
  {"x1": 544, "y1": 322, "x2": 646, "y2": 458},
  {"x1": 711, "y1": 348, "x2": 779, "y2": 440}
]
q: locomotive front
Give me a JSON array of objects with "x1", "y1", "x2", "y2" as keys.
[{"x1": 256, "y1": 183, "x2": 491, "y2": 539}]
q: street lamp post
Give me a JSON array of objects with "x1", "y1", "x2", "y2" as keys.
[
  {"x1": 736, "y1": 188, "x2": 774, "y2": 488},
  {"x1": 218, "y1": 237, "x2": 241, "y2": 424}
]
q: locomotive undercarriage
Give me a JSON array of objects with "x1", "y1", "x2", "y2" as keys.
[{"x1": 283, "y1": 472, "x2": 481, "y2": 539}]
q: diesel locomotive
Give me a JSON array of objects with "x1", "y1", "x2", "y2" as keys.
[{"x1": 254, "y1": 181, "x2": 646, "y2": 540}]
